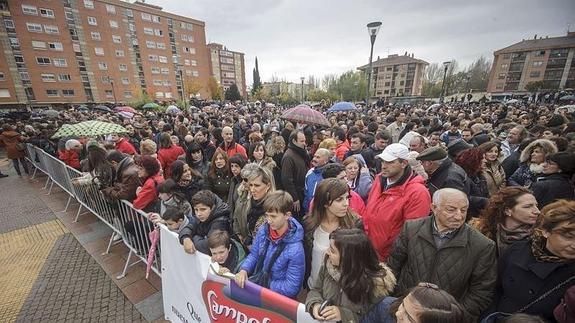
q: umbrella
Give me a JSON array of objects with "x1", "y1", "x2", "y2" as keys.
[
  {"x1": 265, "y1": 103, "x2": 276, "y2": 108},
  {"x1": 506, "y1": 99, "x2": 520, "y2": 104},
  {"x1": 41, "y1": 109, "x2": 60, "y2": 118},
  {"x1": 557, "y1": 105, "x2": 575, "y2": 113},
  {"x1": 142, "y1": 102, "x2": 160, "y2": 109},
  {"x1": 146, "y1": 227, "x2": 160, "y2": 279},
  {"x1": 77, "y1": 105, "x2": 89, "y2": 111},
  {"x1": 327, "y1": 101, "x2": 356, "y2": 113},
  {"x1": 118, "y1": 111, "x2": 134, "y2": 119},
  {"x1": 114, "y1": 106, "x2": 136, "y2": 113},
  {"x1": 51, "y1": 120, "x2": 128, "y2": 139},
  {"x1": 426, "y1": 103, "x2": 441, "y2": 112},
  {"x1": 166, "y1": 106, "x2": 182, "y2": 115},
  {"x1": 93, "y1": 105, "x2": 112, "y2": 113},
  {"x1": 281, "y1": 104, "x2": 330, "y2": 127},
  {"x1": 560, "y1": 95, "x2": 575, "y2": 101}
]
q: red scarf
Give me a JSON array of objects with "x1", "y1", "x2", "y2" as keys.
[{"x1": 269, "y1": 223, "x2": 289, "y2": 242}]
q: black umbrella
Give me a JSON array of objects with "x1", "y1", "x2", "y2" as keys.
[{"x1": 93, "y1": 105, "x2": 112, "y2": 112}]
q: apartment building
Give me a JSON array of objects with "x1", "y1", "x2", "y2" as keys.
[
  {"x1": 0, "y1": 0, "x2": 211, "y2": 107},
  {"x1": 207, "y1": 43, "x2": 246, "y2": 98},
  {"x1": 358, "y1": 53, "x2": 428, "y2": 100},
  {"x1": 487, "y1": 32, "x2": 575, "y2": 93}
]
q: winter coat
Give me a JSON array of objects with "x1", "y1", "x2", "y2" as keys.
[
  {"x1": 0, "y1": 130, "x2": 25, "y2": 159},
  {"x1": 176, "y1": 176, "x2": 206, "y2": 202},
  {"x1": 206, "y1": 169, "x2": 232, "y2": 202},
  {"x1": 281, "y1": 143, "x2": 309, "y2": 207},
  {"x1": 467, "y1": 174, "x2": 490, "y2": 218},
  {"x1": 440, "y1": 130, "x2": 462, "y2": 145},
  {"x1": 426, "y1": 158, "x2": 470, "y2": 198},
  {"x1": 102, "y1": 157, "x2": 140, "y2": 201},
  {"x1": 115, "y1": 138, "x2": 137, "y2": 155},
  {"x1": 178, "y1": 196, "x2": 231, "y2": 254},
  {"x1": 231, "y1": 184, "x2": 252, "y2": 243},
  {"x1": 508, "y1": 163, "x2": 541, "y2": 187},
  {"x1": 531, "y1": 173, "x2": 575, "y2": 208},
  {"x1": 387, "y1": 122, "x2": 405, "y2": 143},
  {"x1": 482, "y1": 163, "x2": 506, "y2": 196},
  {"x1": 490, "y1": 240, "x2": 575, "y2": 322},
  {"x1": 363, "y1": 143, "x2": 384, "y2": 174},
  {"x1": 360, "y1": 297, "x2": 398, "y2": 323},
  {"x1": 220, "y1": 141, "x2": 247, "y2": 159},
  {"x1": 501, "y1": 150, "x2": 520, "y2": 180},
  {"x1": 387, "y1": 216, "x2": 497, "y2": 321},
  {"x1": 303, "y1": 165, "x2": 326, "y2": 215},
  {"x1": 158, "y1": 145, "x2": 185, "y2": 178},
  {"x1": 306, "y1": 263, "x2": 396, "y2": 323},
  {"x1": 133, "y1": 173, "x2": 164, "y2": 210},
  {"x1": 254, "y1": 157, "x2": 277, "y2": 175},
  {"x1": 200, "y1": 140, "x2": 216, "y2": 162},
  {"x1": 240, "y1": 217, "x2": 305, "y2": 299},
  {"x1": 335, "y1": 141, "x2": 350, "y2": 162},
  {"x1": 58, "y1": 149, "x2": 81, "y2": 169},
  {"x1": 190, "y1": 159, "x2": 210, "y2": 177},
  {"x1": 227, "y1": 176, "x2": 242, "y2": 213},
  {"x1": 220, "y1": 239, "x2": 246, "y2": 274},
  {"x1": 364, "y1": 167, "x2": 431, "y2": 260}
]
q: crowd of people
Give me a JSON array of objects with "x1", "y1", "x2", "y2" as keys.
[{"x1": 1, "y1": 99, "x2": 574, "y2": 322}]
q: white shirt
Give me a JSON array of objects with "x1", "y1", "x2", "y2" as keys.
[{"x1": 308, "y1": 226, "x2": 330, "y2": 288}]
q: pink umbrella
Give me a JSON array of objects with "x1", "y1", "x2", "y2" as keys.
[
  {"x1": 146, "y1": 227, "x2": 160, "y2": 279},
  {"x1": 118, "y1": 111, "x2": 134, "y2": 119},
  {"x1": 281, "y1": 104, "x2": 330, "y2": 127},
  {"x1": 115, "y1": 106, "x2": 137, "y2": 113}
]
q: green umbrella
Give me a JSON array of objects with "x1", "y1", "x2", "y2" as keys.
[
  {"x1": 142, "y1": 102, "x2": 160, "y2": 109},
  {"x1": 51, "y1": 120, "x2": 127, "y2": 139}
]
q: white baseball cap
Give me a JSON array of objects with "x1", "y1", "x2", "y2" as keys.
[{"x1": 376, "y1": 143, "x2": 410, "y2": 162}]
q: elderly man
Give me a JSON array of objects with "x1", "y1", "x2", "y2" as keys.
[
  {"x1": 417, "y1": 146, "x2": 469, "y2": 198},
  {"x1": 220, "y1": 126, "x2": 247, "y2": 159},
  {"x1": 281, "y1": 130, "x2": 310, "y2": 218},
  {"x1": 387, "y1": 188, "x2": 497, "y2": 322},
  {"x1": 408, "y1": 135, "x2": 426, "y2": 153},
  {"x1": 303, "y1": 148, "x2": 331, "y2": 214},
  {"x1": 500, "y1": 125, "x2": 527, "y2": 160}
]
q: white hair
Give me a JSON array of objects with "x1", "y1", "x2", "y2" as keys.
[{"x1": 432, "y1": 188, "x2": 467, "y2": 206}]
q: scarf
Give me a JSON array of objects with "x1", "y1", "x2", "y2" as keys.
[
  {"x1": 497, "y1": 223, "x2": 533, "y2": 254},
  {"x1": 269, "y1": 223, "x2": 289, "y2": 242},
  {"x1": 326, "y1": 260, "x2": 342, "y2": 282},
  {"x1": 531, "y1": 229, "x2": 567, "y2": 263},
  {"x1": 288, "y1": 142, "x2": 311, "y2": 164}
]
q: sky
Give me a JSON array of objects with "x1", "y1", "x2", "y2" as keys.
[{"x1": 154, "y1": 0, "x2": 574, "y2": 87}]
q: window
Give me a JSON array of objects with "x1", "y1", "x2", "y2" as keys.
[
  {"x1": 165, "y1": 92, "x2": 172, "y2": 99},
  {"x1": 40, "y1": 8, "x2": 55, "y2": 18},
  {"x1": 4, "y1": 19, "x2": 15, "y2": 29},
  {"x1": 530, "y1": 71, "x2": 541, "y2": 78},
  {"x1": 191, "y1": 60, "x2": 198, "y2": 66},
  {"x1": 91, "y1": 32, "x2": 101, "y2": 40},
  {"x1": 94, "y1": 47, "x2": 104, "y2": 56},
  {"x1": 498, "y1": 73, "x2": 506, "y2": 79},
  {"x1": 495, "y1": 83, "x2": 504, "y2": 90},
  {"x1": 121, "y1": 77, "x2": 129, "y2": 85},
  {"x1": 109, "y1": 20, "x2": 118, "y2": 28},
  {"x1": 106, "y1": 4, "x2": 116, "y2": 14},
  {"x1": 184, "y1": 59, "x2": 190, "y2": 66},
  {"x1": 81, "y1": 75, "x2": 89, "y2": 82},
  {"x1": 128, "y1": 23, "x2": 135, "y2": 32},
  {"x1": 192, "y1": 71, "x2": 199, "y2": 77},
  {"x1": 155, "y1": 91, "x2": 164, "y2": 98},
  {"x1": 159, "y1": 56, "x2": 168, "y2": 63},
  {"x1": 22, "y1": 5, "x2": 38, "y2": 15},
  {"x1": 141, "y1": 13, "x2": 151, "y2": 21},
  {"x1": 152, "y1": 15, "x2": 161, "y2": 23},
  {"x1": 65, "y1": 11, "x2": 74, "y2": 21},
  {"x1": 98, "y1": 62, "x2": 108, "y2": 70},
  {"x1": 111, "y1": 35, "x2": 122, "y2": 44},
  {"x1": 46, "y1": 89, "x2": 59, "y2": 96},
  {"x1": 148, "y1": 54, "x2": 158, "y2": 62},
  {"x1": 62, "y1": 89, "x2": 75, "y2": 96},
  {"x1": 15, "y1": 55, "x2": 25, "y2": 63},
  {"x1": 87, "y1": 16, "x2": 97, "y2": 25},
  {"x1": 532, "y1": 61, "x2": 543, "y2": 67},
  {"x1": 146, "y1": 41, "x2": 156, "y2": 48},
  {"x1": 84, "y1": 0, "x2": 94, "y2": 9},
  {"x1": 154, "y1": 29, "x2": 163, "y2": 36},
  {"x1": 32, "y1": 41, "x2": 47, "y2": 49},
  {"x1": 20, "y1": 72, "x2": 30, "y2": 81},
  {"x1": 534, "y1": 50, "x2": 546, "y2": 57},
  {"x1": 48, "y1": 42, "x2": 63, "y2": 51},
  {"x1": 500, "y1": 64, "x2": 508, "y2": 69},
  {"x1": 36, "y1": 57, "x2": 51, "y2": 65},
  {"x1": 73, "y1": 43, "x2": 81, "y2": 52},
  {"x1": 151, "y1": 67, "x2": 160, "y2": 74},
  {"x1": 384, "y1": 82, "x2": 391, "y2": 87},
  {"x1": 115, "y1": 50, "x2": 125, "y2": 57},
  {"x1": 186, "y1": 23, "x2": 193, "y2": 30},
  {"x1": 156, "y1": 42, "x2": 165, "y2": 49},
  {"x1": 0, "y1": 72, "x2": 4, "y2": 81},
  {"x1": 502, "y1": 53, "x2": 511, "y2": 59},
  {"x1": 101, "y1": 76, "x2": 111, "y2": 84},
  {"x1": 53, "y1": 58, "x2": 67, "y2": 67},
  {"x1": 125, "y1": 9, "x2": 133, "y2": 17},
  {"x1": 124, "y1": 91, "x2": 132, "y2": 98},
  {"x1": 27, "y1": 23, "x2": 43, "y2": 33},
  {"x1": 144, "y1": 28, "x2": 154, "y2": 35},
  {"x1": 41, "y1": 73, "x2": 56, "y2": 82},
  {"x1": 163, "y1": 80, "x2": 171, "y2": 86},
  {"x1": 44, "y1": 25, "x2": 59, "y2": 34},
  {"x1": 161, "y1": 68, "x2": 169, "y2": 75},
  {"x1": 59, "y1": 74, "x2": 71, "y2": 81},
  {"x1": 119, "y1": 64, "x2": 127, "y2": 71},
  {"x1": 153, "y1": 79, "x2": 163, "y2": 86},
  {"x1": 105, "y1": 90, "x2": 113, "y2": 98}
]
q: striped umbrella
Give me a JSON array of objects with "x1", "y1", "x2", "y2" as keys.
[
  {"x1": 281, "y1": 104, "x2": 330, "y2": 127},
  {"x1": 51, "y1": 120, "x2": 128, "y2": 139}
]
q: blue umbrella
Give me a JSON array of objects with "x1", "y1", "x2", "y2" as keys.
[{"x1": 327, "y1": 101, "x2": 356, "y2": 113}]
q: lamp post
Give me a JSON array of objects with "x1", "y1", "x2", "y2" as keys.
[
  {"x1": 365, "y1": 21, "x2": 382, "y2": 106},
  {"x1": 179, "y1": 68, "x2": 187, "y2": 110},
  {"x1": 440, "y1": 61, "x2": 451, "y2": 103},
  {"x1": 110, "y1": 79, "x2": 117, "y2": 105},
  {"x1": 300, "y1": 77, "x2": 305, "y2": 103}
]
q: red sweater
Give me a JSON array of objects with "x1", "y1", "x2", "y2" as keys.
[
  {"x1": 133, "y1": 174, "x2": 164, "y2": 210},
  {"x1": 115, "y1": 138, "x2": 137, "y2": 155},
  {"x1": 157, "y1": 145, "x2": 185, "y2": 178}
]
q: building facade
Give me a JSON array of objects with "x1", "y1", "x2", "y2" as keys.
[
  {"x1": 207, "y1": 43, "x2": 246, "y2": 99},
  {"x1": 0, "y1": 0, "x2": 211, "y2": 107},
  {"x1": 487, "y1": 32, "x2": 575, "y2": 93},
  {"x1": 358, "y1": 53, "x2": 428, "y2": 100}
]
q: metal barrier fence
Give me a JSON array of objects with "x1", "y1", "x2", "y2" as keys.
[{"x1": 24, "y1": 144, "x2": 161, "y2": 279}]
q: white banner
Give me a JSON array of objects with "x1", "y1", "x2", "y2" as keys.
[{"x1": 160, "y1": 226, "x2": 318, "y2": 323}]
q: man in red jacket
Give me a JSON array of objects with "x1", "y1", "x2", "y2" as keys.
[
  {"x1": 112, "y1": 133, "x2": 137, "y2": 155},
  {"x1": 220, "y1": 126, "x2": 247, "y2": 159},
  {"x1": 364, "y1": 143, "x2": 431, "y2": 260}
]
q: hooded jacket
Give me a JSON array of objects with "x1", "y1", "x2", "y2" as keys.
[
  {"x1": 364, "y1": 166, "x2": 431, "y2": 260},
  {"x1": 240, "y1": 217, "x2": 305, "y2": 299},
  {"x1": 102, "y1": 156, "x2": 140, "y2": 201},
  {"x1": 426, "y1": 158, "x2": 470, "y2": 198},
  {"x1": 178, "y1": 195, "x2": 231, "y2": 254},
  {"x1": 0, "y1": 130, "x2": 26, "y2": 159},
  {"x1": 509, "y1": 139, "x2": 557, "y2": 187}
]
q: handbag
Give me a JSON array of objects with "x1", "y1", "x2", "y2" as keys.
[
  {"x1": 248, "y1": 238, "x2": 287, "y2": 289},
  {"x1": 554, "y1": 284, "x2": 575, "y2": 323}
]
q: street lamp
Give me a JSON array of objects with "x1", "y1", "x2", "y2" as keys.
[
  {"x1": 300, "y1": 77, "x2": 305, "y2": 103},
  {"x1": 365, "y1": 21, "x2": 382, "y2": 106},
  {"x1": 110, "y1": 79, "x2": 117, "y2": 105},
  {"x1": 179, "y1": 68, "x2": 187, "y2": 110},
  {"x1": 440, "y1": 61, "x2": 451, "y2": 103}
]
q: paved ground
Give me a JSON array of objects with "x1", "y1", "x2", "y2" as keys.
[{"x1": 0, "y1": 157, "x2": 148, "y2": 322}]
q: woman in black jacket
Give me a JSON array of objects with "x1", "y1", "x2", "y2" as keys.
[
  {"x1": 455, "y1": 147, "x2": 490, "y2": 218},
  {"x1": 170, "y1": 160, "x2": 206, "y2": 203},
  {"x1": 531, "y1": 152, "x2": 575, "y2": 208}
]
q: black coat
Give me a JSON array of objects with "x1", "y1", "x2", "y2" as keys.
[
  {"x1": 281, "y1": 143, "x2": 309, "y2": 207},
  {"x1": 427, "y1": 158, "x2": 470, "y2": 198},
  {"x1": 531, "y1": 173, "x2": 575, "y2": 208},
  {"x1": 467, "y1": 174, "x2": 490, "y2": 218},
  {"x1": 502, "y1": 151, "x2": 520, "y2": 180},
  {"x1": 364, "y1": 143, "x2": 384, "y2": 174},
  {"x1": 491, "y1": 241, "x2": 575, "y2": 322}
]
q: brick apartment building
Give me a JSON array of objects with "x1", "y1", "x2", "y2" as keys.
[
  {"x1": 207, "y1": 43, "x2": 246, "y2": 99},
  {"x1": 357, "y1": 53, "x2": 428, "y2": 101},
  {"x1": 0, "y1": 0, "x2": 213, "y2": 107},
  {"x1": 487, "y1": 32, "x2": 575, "y2": 94}
]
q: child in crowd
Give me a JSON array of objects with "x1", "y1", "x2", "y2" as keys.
[
  {"x1": 234, "y1": 190, "x2": 305, "y2": 299},
  {"x1": 208, "y1": 230, "x2": 246, "y2": 275}
]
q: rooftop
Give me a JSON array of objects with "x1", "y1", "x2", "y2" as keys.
[
  {"x1": 357, "y1": 53, "x2": 429, "y2": 70},
  {"x1": 495, "y1": 32, "x2": 575, "y2": 54}
]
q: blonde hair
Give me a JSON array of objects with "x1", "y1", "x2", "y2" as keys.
[
  {"x1": 140, "y1": 139, "x2": 157, "y2": 155},
  {"x1": 319, "y1": 138, "x2": 337, "y2": 150}
]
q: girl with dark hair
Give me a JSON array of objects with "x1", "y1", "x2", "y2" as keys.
[
  {"x1": 455, "y1": 147, "x2": 490, "y2": 217},
  {"x1": 206, "y1": 148, "x2": 232, "y2": 202},
  {"x1": 133, "y1": 155, "x2": 164, "y2": 211},
  {"x1": 249, "y1": 142, "x2": 277, "y2": 174},
  {"x1": 472, "y1": 186, "x2": 540, "y2": 256},
  {"x1": 306, "y1": 228, "x2": 396, "y2": 322},
  {"x1": 227, "y1": 154, "x2": 248, "y2": 209},
  {"x1": 154, "y1": 178, "x2": 192, "y2": 218},
  {"x1": 157, "y1": 132, "x2": 185, "y2": 178},
  {"x1": 82, "y1": 142, "x2": 114, "y2": 188},
  {"x1": 303, "y1": 178, "x2": 362, "y2": 288},
  {"x1": 478, "y1": 141, "x2": 506, "y2": 196},
  {"x1": 170, "y1": 160, "x2": 205, "y2": 202},
  {"x1": 185, "y1": 142, "x2": 210, "y2": 176},
  {"x1": 531, "y1": 152, "x2": 575, "y2": 207}
]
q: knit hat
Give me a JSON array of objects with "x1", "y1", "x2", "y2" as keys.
[{"x1": 547, "y1": 152, "x2": 575, "y2": 174}]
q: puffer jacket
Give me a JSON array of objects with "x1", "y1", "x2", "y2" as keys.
[
  {"x1": 387, "y1": 216, "x2": 497, "y2": 322},
  {"x1": 364, "y1": 167, "x2": 431, "y2": 260},
  {"x1": 306, "y1": 263, "x2": 396, "y2": 323},
  {"x1": 240, "y1": 217, "x2": 305, "y2": 299},
  {"x1": 178, "y1": 196, "x2": 231, "y2": 254},
  {"x1": 0, "y1": 130, "x2": 25, "y2": 159},
  {"x1": 281, "y1": 143, "x2": 309, "y2": 208},
  {"x1": 531, "y1": 173, "x2": 575, "y2": 207}
]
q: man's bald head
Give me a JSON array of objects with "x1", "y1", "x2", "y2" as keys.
[{"x1": 222, "y1": 126, "x2": 234, "y2": 144}]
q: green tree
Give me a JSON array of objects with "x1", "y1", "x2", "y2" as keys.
[
  {"x1": 207, "y1": 76, "x2": 223, "y2": 100},
  {"x1": 225, "y1": 83, "x2": 242, "y2": 101},
  {"x1": 252, "y1": 57, "x2": 262, "y2": 95},
  {"x1": 525, "y1": 80, "x2": 554, "y2": 93},
  {"x1": 323, "y1": 71, "x2": 366, "y2": 102},
  {"x1": 307, "y1": 89, "x2": 338, "y2": 102}
]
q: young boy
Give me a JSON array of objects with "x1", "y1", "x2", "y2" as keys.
[
  {"x1": 179, "y1": 190, "x2": 231, "y2": 255},
  {"x1": 208, "y1": 230, "x2": 246, "y2": 275},
  {"x1": 234, "y1": 191, "x2": 305, "y2": 299}
]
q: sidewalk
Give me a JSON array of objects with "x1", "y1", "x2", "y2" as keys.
[{"x1": 0, "y1": 157, "x2": 164, "y2": 322}]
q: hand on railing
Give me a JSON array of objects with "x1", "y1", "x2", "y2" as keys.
[
  {"x1": 234, "y1": 269, "x2": 248, "y2": 288},
  {"x1": 149, "y1": 212, "x2": 164, "y2": 225}
]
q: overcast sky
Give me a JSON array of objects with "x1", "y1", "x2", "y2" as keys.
[{"x1": 155, "y1": 0, "x2": 574, "y2": 86}]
